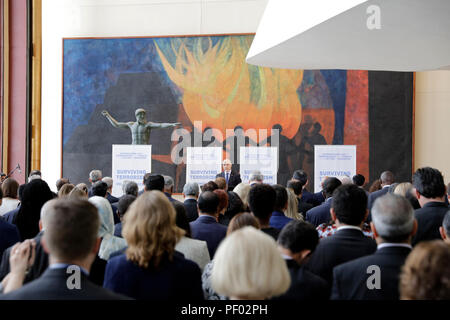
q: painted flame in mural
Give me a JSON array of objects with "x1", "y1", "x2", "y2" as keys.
[{"x1": 155, "y1": 36, "x2": 303, "y2": 140}]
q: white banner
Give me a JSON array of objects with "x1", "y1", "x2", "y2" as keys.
[
  {"x1": 314, "y1": 145, "x2": 356, "y2": 193},
  {"x1": 186, "y1": 147, "x2": 222, "y2": 186},
  {"x1": 239, "y1": 147, "x2": 278, "y2": 184},
  {"x1": 112, "y1": 144, "x2": 152, "y2": 197}
]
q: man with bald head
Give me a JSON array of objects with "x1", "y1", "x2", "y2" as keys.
[
  {"x1": 215, "y1": 159, "x2": 241, "y2": 191},
  {"x1": 367, "y1": 171, "x2": 395, "y2": 219}
]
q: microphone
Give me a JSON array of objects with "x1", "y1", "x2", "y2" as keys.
[{"x1": 16, "y1": 163, "x2": 21, "y2": 174}]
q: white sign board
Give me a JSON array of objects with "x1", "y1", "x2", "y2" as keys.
[
  {"x1": 239, "y1": 147, "x2": 278, "y2": 184},
  {"x1": 112, "y1": 144, "x2": 152, "y2": 197},
  {"x1": 314, "y1": 145, "x2": 356, "y2": 193},
  {"x1": 186, "y1": 147, "x2": 222, "y2": 186}
]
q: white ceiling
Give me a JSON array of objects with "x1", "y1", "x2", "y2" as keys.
[{"x1": 246, "y1": 0, "x2": 450, "y2": 71}]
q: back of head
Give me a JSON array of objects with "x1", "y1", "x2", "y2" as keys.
[
  {"x1": 102, "y1": 177, "x2": 113, "y2": 190},
  {"x1": 43, "y1": 198, "x2": 99, "y2": 261},
  {"x1": 28, "y1": 170, "x2": 42, "y2": 183},
  {"x1": 339, "y1": 176, "x2": 353, "y2": 185},
  {"x1": 75, "y1": 183, "x2": 88, "y2": 195},
  {"x1": 123, "y1": 181, "x2": 138, "y2": 197},
  {"x1": 227, "y1": 212, "x2": 259, "y2": 235},
  {"x1": 412, "y1": 167, "x2": 446, "y2": 198},
  {"x1": 182, "y1": 182, "x2": 199, "y2": 197},
  {"x1": 1, "y1": 178, "x2": 19, "y2": 198},
  {"x1": 88, "y1": 196, "x2": 114, "y2": 238},
  {"x1": 278, "y1": 220, "x2": 319, "y2": 253},
  {"x1": 163, "y1": 175, "x2": 174, "y2": 192},
  {"x1": 198, "y1": 191, "x2": 219, "y2": 215},
  {"x1": 89, "y1": 170, "x2": 102, "y2": 183},
  {"x1": 68, "y1": 187, "x2": 88, "y2": 200},
  {"x1": 144, "y1": 174, "x2": 164, "y2": 191},
  {"x1": 173, "y1": 201, "x2": 191, "y2": 237},
  {"x1": 248, "y1": 184, "x2": 276, "y2": 220},
  {"x1": 442, "y1": 211, "x2": 450, "y2": 237},
  {"x1": 212, "y1": 226, "x2": 291, "y2": 299},
  {"x1": 225, "y1": 191, "x2": 244, "y2": 218},
  {"x1": 214, "y1": 177, "x2": 227, "y2": 190},
  {"x1": 201, "y1": 181, "x2": 218, "y2": 192},
  {"x1": 393, "y1": 182, "x2": 413, "y2": 197},
  {"x1": 286, "y1": 180, "x2": 303, "y2": 196},
  {"x1": 352, "y1": 174, "x2": 365, "y2": 187},
  {"x1": 117, "y1": 194, "x2": 136, "y2": 218},
  {"x1": 122, "y1": 191, "x2": 183, "y2": 268},
  {"x1": 213, "y1": 189, "x2": 229, "y2": 213},
  {"x1": 233, "y1": 182, "x2": 251, "y2": 208},
  {"x1": 369, "y1": 179, "x2": 382, "y2": 193},
  {"x1": 272, "y1": 184, "x2": 288, "y2": 212},
  {"x1": 58, "y1": 183, "x2": 75, "y2": 198},
  {"x1": 332, "y1": 184, "x2": 368, "y2": 226},
  {"x1": 249, "y1": 170, "x2": 264, "y2": 183},
  {"x1": 55, "y1": 178, "x2": 70, "y2": 192},
  {"x1": 380, "y1": 171, "x2": 395, "y2": 185},
  {"x1": 17, "y1": 183, "x2": 26, "y2": 201},
  {"x1": 292, "y1": 170, "x2": 308, "y2": 185},
  {"x1": 372, "y1": 193, "x2": 415, "y2": 242},
  {"x1": 92, "y1": 181, "x2": 108, "y2": 197},
  {"x1": 143, "y1": 172, "x2": 152, "y2": 184},
  {"x1": 285, "y1": 188, "x2": 300, "y2": 220},
  {"x1": 400, "y1": 240, "x2": 450, "y2": 300},
  {"x1": 323, "y1": 177, "x2": 342, "y2": 198}
]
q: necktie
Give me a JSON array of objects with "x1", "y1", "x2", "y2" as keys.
[{"x1": 225, "y1": 172, "x2": 229, "y2": 184}]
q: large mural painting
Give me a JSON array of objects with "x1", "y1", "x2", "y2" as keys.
[{"x1": 63, "y1": 35, "x2": 410, "y2": 192}]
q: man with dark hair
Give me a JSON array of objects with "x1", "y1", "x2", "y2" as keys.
[
  {"x1": 248, "y1": 184, "x2": 278, "y2": 240},
  {"x1": 440, "y1": 211, "x2": 450, "y2": 244},
  {"x1": 292, "y1": 170, "x2": 324, "y2": 206},
  {"x1": 92, "y1": 181, "x2": 108, "y2": 198},
  {"x1": 331, "y1": 193, "x2": 417, "y2": 300},
  {"x1": 269, "y1": 185, "x2": 292, "y2": 230},
  {"x1": 144, "y1": 174, "x2": 164, "y2": 192},
  {"x1": 412, "y1": 167, "x2": 448, "y2": 245},
  {"x1": 352, "y1": 174, "x2": 365, "y2": 187},
  {"x1": 305, "y1": 177, "x2": 342, "y2": 227},
  {"x1": 201, "y1": 181, "x2": 218, "y2": 192},
  {"x1": 287, "y1": 180, "x2": 313, "y2": 216},
  {"x1": 114, "y1": 195, "x2": 136, "y2": 238},
  {"x1": 190, "y1": 191, "x2": 227, "y2": 258},
  {"x1": 306, "y1": 184, "x2": 376, "y2": 287},
  {"x1": 1, "y1": 198, "x2": 128, "y2": 299},
  {"x1": 368, "y1": 171, "x2": 395, "y2": 213},
  {"x1": 275, "y1": 220, "x2": 328, "y2": 300},
  {"x1": 138, "y1": 172, "x2": 152, "y2": 196}
]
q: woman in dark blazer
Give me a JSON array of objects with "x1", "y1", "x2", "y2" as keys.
[{"x1": 103, "y1": 190, "x2": 204, "y2": 300}]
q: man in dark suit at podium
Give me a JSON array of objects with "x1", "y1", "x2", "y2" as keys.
[{"x1": 216, "y1": 159, "x2": 241, "y2": 192}]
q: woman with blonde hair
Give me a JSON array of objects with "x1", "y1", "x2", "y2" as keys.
[
  {"x1": 233, "y1": 183, "x2": 251, "y2": 211},
  {"x1": 103, "y1": 191, "x2": 204, "y2": 300},
  {"x1": 57, "y1": 183, "x2": 74, "y2": 198},
  {"x1": 211, "y1": 226, "x2": 291, "y2": 300},
  {"x1": 88, "y1": 196, "x2": 127, "y2": 260},
  {"x1": 285, "y1": 188, "x2": 303, "y2": 221}
]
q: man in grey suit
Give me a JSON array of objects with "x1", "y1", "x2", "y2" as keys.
[
  {"x1": 1, "y1": 198, "x2": 129, "y2": 300},
  {"x1": 367, "y1": 171, "x2": 395, "y2": 221}
]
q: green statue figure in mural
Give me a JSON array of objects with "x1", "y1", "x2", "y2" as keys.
[{"x1": 102, "y1": 108, "x2": 180, "y2": 145}]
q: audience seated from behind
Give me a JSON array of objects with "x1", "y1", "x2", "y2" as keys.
[
  {"x1": 75, "y1": 183, "x2": 88, "y2": 197},
  {"x1": 393, "y1": 182, "x2": 421, "y2": 209},
  {"x1": 286, "y1": 180, "x2": 312, "y2": 217},
  {"x1": 211, "y1": 226, "x2": 290, "y2": 300},
  {"x1": 0, "y1": 178, "x2": 20, "y2": 216},
  {"x1": 2, "y1": 183, "x2": 26, "y2": 224},
  {"x1": 440, "y1": 211, "x2": 450, "y2": 244},
  {"x1": 190, "y1": 191, "x2": 227, "y2": 259},
  {"x1": 163, "y1": 175, "x2": 182, "y2": 206},
  {"x1": 68, "y1": 187, "x2": 88, "y2": 200},
  {"x1": 87, "y1": 169, "x2": 102, "y2": 198},
  {"x1": 367, "y1": 171, "x2": 395, "y2": 213},
  {"x1": 399, "y1": 240, "x2": 450, "y2": 300},
  {"x1": 1, "y1": 198, "x2": 129, "y2": 300},
  {"x1": 274, "y1": 220, "x2": 328, "y2": 300},
  {"x1": 55, "y1": 178, "x2": 70, "y2": 193},
  {"x1": 202, "y1": 212, "x2": 260, "y2": 300},
  {"x1": 114, "y1": 195, "x2": 136, "y2": 238},
  {"x1": 284, "y1": 188, "x2": 304, "y2": 221},
  {"x1": 92, "y1": 181, "x2": 120, "y2": 225},
  {"x1": 305, "y1": 184, "x2": 377, "y2": 287},
  {"x1": 182, "y1": 182, "x2": 200, "y2": 222},
  {"x1": 331, "y1": 193, "x2": 417, "y2": 300},
  {"x1": 12, "y1": 179, "x2": 54, "y2": 241},
  {"x1": 305, "y1": 177, "x2": 342, "y2": 227},
  {"x1": 213, "y1": 189, "x2": 229, "y2": 226},
  {"x1": 102, "y1": 177, "x2": 119, "y2": 204},
  {"x1": 291, "y1": 170, "x2": 324, "y2": 207},
  {"x1": 214, "y1": 177, "x2": 227, "y2": 191},
  {"x1": 0, "y1": 188, "x2": 20, "y2": 260},
  {"x1": 248, "y1": 184, "x2": 279, "y2": 240},
  {"x1": 368, "y1": 179, "x2": 382, "y2": 193},
  {"x1": 220, "y1": 191, "x2": 244, "y2": 226},
  {"x1": 173, "y1": 202, "x2": 210, "y2": 271},
  {"x1": 269, "y1": 185, "x2": 293, "y2": 230},
  {"x1": 201, "y1": 181, "x2": 218, "y2": 193},
  {"x1": 57, "y1": 183, "x2": 74, "y2": 198},
  {"x1": 144, "y1": 174, "x2": 164, "y2": 192},
  {"x1": 88, "y1": 196, "x2": 127, "y2": 261},
  {"x1": 103, "y1": 191, "x2": 204, "y2": 300},
  {"x1": 233, "y1": 183, "x2": 251, "y2": 212},
  {"x1": 412, "y1": 167, "x2": 448, "y2": 245}
]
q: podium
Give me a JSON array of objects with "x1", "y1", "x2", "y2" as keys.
[{"x1": 111, "y1": 144, "x2": 152, "y2": 197}]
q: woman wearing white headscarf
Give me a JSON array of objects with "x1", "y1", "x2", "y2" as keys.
[{"x1": 88, "y1": 196, "x2": 127, "y2": 260}]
